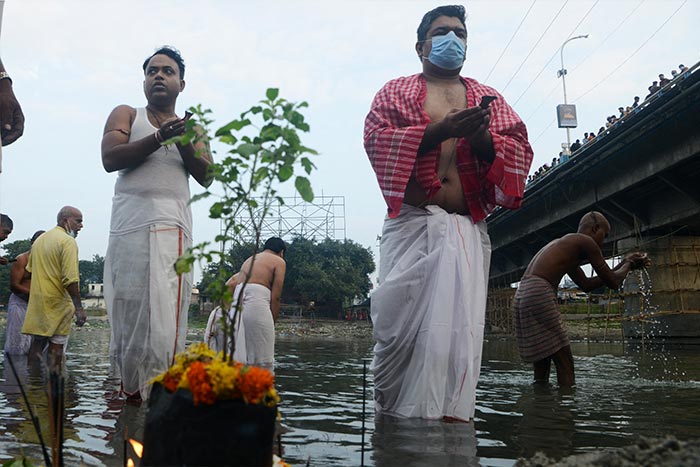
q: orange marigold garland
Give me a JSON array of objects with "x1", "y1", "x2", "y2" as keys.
[
  {"x1": 239, "y1": 366, "x2": 276, "y2": 405},
  {"x1": 151, "y1": 343, "x2": 280, "y2": 408},
  {"x1": 187, "y1": 361, "x2": 216, "y2": 406}
]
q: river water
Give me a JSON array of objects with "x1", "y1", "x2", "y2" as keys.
[{"x1": 1, "y1": 326, "x2": 699, "y2": 466}]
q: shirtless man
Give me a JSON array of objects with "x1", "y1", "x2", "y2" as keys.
[
  {"x1": 206, "y1": 238, "x2": 286, "y2": 371},
  {"x1": 514, "y1": 211, "x2": 648, "y2": 386},
  {"x1": 235, "y1": 238, "x2": 287, "y2": 322},
  {"x1": 364, "y1": 5, "x2": 533, "y2": 421},
  {"x1": 4, "y1": 230, "x2": 44, "y2": 355}
]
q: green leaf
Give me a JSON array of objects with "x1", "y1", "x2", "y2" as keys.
[
  {"x1": 301, "y1": 157, "x2": 316, "y2": 174},
  {"x1": 237, "y1": 143, "x2": 260, "y2": 157},
  {"x1": 295, "y1": 176, "x2": 314, "y2": 202},
  {"x1": 175, "y1": 252, "x2": 195, "y2": 275},
  {"x1": 260, "y1": 124, "x2": 282, "y2": 142},
  {"x1": 255, "y1": 167, "x2": 270, "y2": 181},
  {"x1": 215, "y1": 118, "x2": 251, "y2": 136},
  {"x1": 278, "y1": 165, "x2": 293, "y2": 181},
  {"x1": 266, "y1": 88, "x2": 280, "y2": 101},
  {"x1": 219, "y1": 134, "x2": 238, "y2": 145},
  {"x1": 190, "y1": 191, "x2": 212, "y2": 204}
]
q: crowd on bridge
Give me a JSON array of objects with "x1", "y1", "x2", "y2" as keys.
[{"x1": 527, "y1": 62, "x2": 694, "y2": 186}]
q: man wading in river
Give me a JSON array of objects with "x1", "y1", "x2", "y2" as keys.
[
  {"x1": 364, "y1": 5, "x2": 533, "y2": 421},
  {"x1": 514, "y1": 211, "x2": 649, "y2": 386},
  {"x1": 101, "y1": 46, "x2": 213, "y2": 400}
]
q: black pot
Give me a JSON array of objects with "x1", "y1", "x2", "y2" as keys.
[{"x1": 141, "y1": 383, "x2": 277, "y2": 466}]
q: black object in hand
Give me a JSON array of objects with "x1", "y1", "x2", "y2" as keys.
[{"x1": 480, "y1": 95, "x2": 497, "y2": 108}]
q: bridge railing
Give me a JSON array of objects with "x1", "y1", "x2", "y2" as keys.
[{"x1": 524, "y1": 59, "x2": 700, "y2": 191}]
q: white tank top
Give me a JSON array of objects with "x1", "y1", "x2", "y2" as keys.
[{"x1": 109, "y1": 107, "x2": 192, "y2": 237}]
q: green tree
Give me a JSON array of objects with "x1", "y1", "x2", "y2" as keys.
[
  {"x1": 196, "y1": 237, "x2": 375, "y2": 318},
  {"x1": 0, "y1": 238, "x2": 32, "y2": 304},
  {"x1": 284, "y1": 237, "x2": 375, "y2": 316},
  {"x1": 79, "y1": 254, "x2": 105, "y2": 296}
]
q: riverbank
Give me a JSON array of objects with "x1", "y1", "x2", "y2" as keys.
[
  {"x1": 0, "y1": 312, "x2": 624, "y2": 342},
  {"x1": 516, "y1": 436, "x2": 700, "y2": 466},
  {"x1": 276, "y1": 318, "x2": 373, "y2": 339}
]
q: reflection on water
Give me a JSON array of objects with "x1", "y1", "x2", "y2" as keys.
[{"x1": 1, "y1": 326, "x2": 700, "y2": 466}]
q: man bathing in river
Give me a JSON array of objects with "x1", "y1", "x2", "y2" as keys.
[{"x1": 514, "y1": 211, "x2": 649, "y2": 386}]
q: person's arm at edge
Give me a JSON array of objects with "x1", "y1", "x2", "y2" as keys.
[
  {"x1": 101, "y1": 105, "x2": 162, "y2": 172},
  {"x1": 270, "y1": 260, "x2": 286, "y2": 323},
  {"x1": 0, "y1": 58, "x2": 25, "y2": 146}
]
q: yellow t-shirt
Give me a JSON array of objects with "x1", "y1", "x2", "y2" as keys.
[{"x1": 22, "y1": 226, "x2": 80, "y2": 337}]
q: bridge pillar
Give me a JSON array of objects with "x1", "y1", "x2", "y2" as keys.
[
  {"x1": 621, "y1": 236, "x2": 700, "y2": 341},
  {"x1": 486, "y1": 286, "x2": 516, "y2": 335}
]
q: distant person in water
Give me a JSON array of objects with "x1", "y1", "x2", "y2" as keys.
[
  {"x1": 513, "y1": 211, "x2": 649, "y2": 386},
  {"x1": 205, "y1": 238, "x2": 286, "y2": 372},
  {"x1": 4, "y1": 230, "x2": 45, "y2": 355}
]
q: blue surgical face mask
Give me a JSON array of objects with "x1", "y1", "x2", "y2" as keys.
[
  {"x1": 426, "y1": 31, "x2": 466, "y2": 70},
  {"x1": 65, "y1": 220, "x2": 76, "y2": 238}
]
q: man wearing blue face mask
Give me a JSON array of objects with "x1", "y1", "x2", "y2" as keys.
[{"x1": 365, "y1": 5, "x2": 533, "y2": 422}]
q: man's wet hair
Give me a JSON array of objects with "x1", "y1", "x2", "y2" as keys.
[
  {"x1": 263, "y1": 237, "x2": 286, "y2": 254},
  {"x1": 0, "y1": 214, "x2": 13, "y2": 229},
  {"x1": 417, "y1": 5, "x2": 466, "y2": 42},
  {"x1": 143, "y1": 46, "x2": 186, "y2": 79}
]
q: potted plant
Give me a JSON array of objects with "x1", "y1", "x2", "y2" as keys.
[{"x1": 139, "y1": 88, "x2": 316, "y2": 467}]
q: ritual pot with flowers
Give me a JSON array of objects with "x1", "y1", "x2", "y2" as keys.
[{"x1": 140, "y1": 343, "x2": 280, "y2": 466}]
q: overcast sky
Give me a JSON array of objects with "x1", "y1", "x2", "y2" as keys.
[{"x1": 0, "y1": 0, "x2": 697, "y2": 283}]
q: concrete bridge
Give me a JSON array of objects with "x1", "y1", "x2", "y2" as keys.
[
  {"x1": 487, "y1": 64, "x2": 700, "y2": 286},
  {"x1": 485, "y1": 63, "x2": 700, "y2": 340}
]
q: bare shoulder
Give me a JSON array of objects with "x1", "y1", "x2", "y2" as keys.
[
  {"x1": 561, "y1": 233, "x2": 594, "y2": 246},
  {"x1": 104, "y1": 105, "x2": 136, "y2": 133},
  {"x1": 109, "y1": 104, "x2": 136, "y2": 118}
]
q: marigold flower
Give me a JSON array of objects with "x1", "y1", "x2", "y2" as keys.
[
  {"x1": 150, "y1": 343, "x2": 279, "y2": 408},
  {"x1": 188, "y1": 361, "x2": 216, "y2": 406},
  {"x1": 238, "y1": 366, "x2": 275, "y2": 404}
]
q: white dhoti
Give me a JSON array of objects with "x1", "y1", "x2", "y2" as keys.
[
  {"x1": 205, "y1": 283, "x2": 275, "y2": 372},
  {"x1": 4, "y1": 293, "x2": 32, "y2": 355},
  {"x1": 371, "y1": 204, "x2": 491, "y2": 420},
  {"x1": 105, "y1": 224, "x2": 192, "y2": 399}
]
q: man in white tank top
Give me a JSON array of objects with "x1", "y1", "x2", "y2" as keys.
[{"x1": 100, "y1": 46, "x2": 213, "y2": 401}]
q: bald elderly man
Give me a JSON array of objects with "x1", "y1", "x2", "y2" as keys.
[{"x1": 514, "y1": 211, "x2": 648, "y2": 386}]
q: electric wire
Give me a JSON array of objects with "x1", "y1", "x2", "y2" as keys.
[
  {"x1": 529, "y1": 0, "x2": 685, "y2": 147},
  {"x1": 483, "y1": 0, "x2": 537, "y2": 84},
  {"x1": 513, "y1": 0, "x2": 599, "y2": 106},
  {"x1": 524, "y1": 0, "x2": 644, "y2": 121},
  {"x1": 532, "y1": 118, "x2": 556, "y2": 144},
  {"x1": 501, "y1": 0, "x2": 569, "y2": 93},
  {"x1": 573, "y1": 0, "x2": 687, "y2": 102},
  {"x1": 568, "y1": 0, "x2": 645, "y2": 82}
]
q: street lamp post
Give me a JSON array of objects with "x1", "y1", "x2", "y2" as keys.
[{"x1": 558, "y1": 34, "x2": 588, "y2": 152}]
